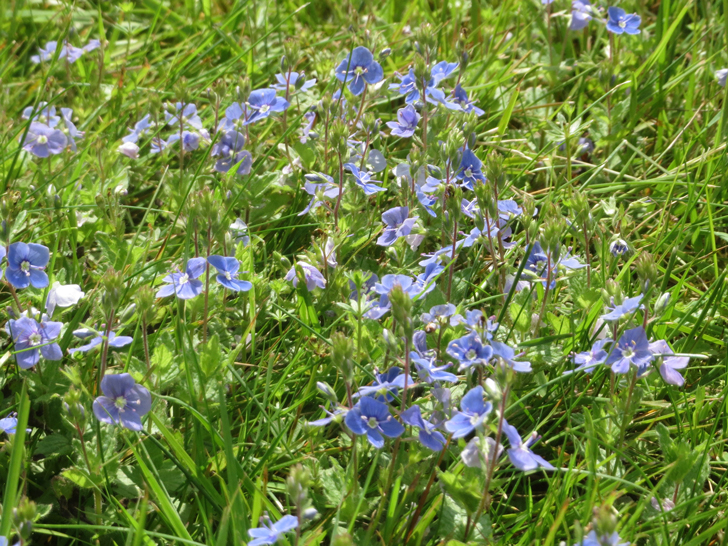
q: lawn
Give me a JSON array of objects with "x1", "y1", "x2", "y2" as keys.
[{"x1": 1, "y1": 1, "x2": 727, "y2": 545}]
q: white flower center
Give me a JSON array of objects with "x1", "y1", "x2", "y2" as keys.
[
  {"x1": 37, "y1": 135, "x2": 48, "y2": 145},
  {"x1": 466, "y1": 349, "x2": 478, "y2": 360},
  {"x1": 21, "y1": 261, "x2": 31, "y2": 273},
  {"x1": 114, "y1": 397, "x2": 127, "y2": 410},
  {"x1": 179, "y1": 273, "x2": 189, "y2": 285},
  {"x1": 355, "y1": 66, "x2": 365, "y2": 76},
  {"x1": 619, "y1": 20, "x2": 626, "y2": 28},
  {"x1": 470, "y1": 414, "x2": 481, "y2": 426},
  {"x1": 224, "y1": 271, "x2": 232, "y2": 280},
  {"x1": 465, "y1": 168, "x2": 473, "y2": 178},
  {"x1": 260, "y1": 104, "x2": 270, "y2": 113},
  {"x1": 29, "y1": 333, "x2": 42, "y2": 346},
  {"x1": 366, "y1": 416, "x2": 379, "y2": 429}
]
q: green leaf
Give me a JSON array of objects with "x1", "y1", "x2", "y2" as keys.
[
  {"x1": 438, "y1": 470, "x2": 481, "y2": 515},
  {"x1": 35, "y1": 434, "x2": 72, "y2": 457},
  {"x1": 200, "y1": 334, "x2": 222, "y2": 378},
  {"x1": 62, "y1": 467, "x2": 97, "y2": 489}
]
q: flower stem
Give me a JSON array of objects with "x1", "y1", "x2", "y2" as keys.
[{"x1": 333, "y1": 150, "x2": 344, "y2": 229}]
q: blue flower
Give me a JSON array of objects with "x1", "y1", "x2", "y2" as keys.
[
  {"x1": 22, "y1": 102, "x2": 59, "y2": 127},
  {"x1": 31, "y1": 41, "x2": 61, "y2": 64},
  {"x1": 717, "y1": 69, "x2": 728, "y2": 88},
  {"x1": 389, "y1": 69, "x2": 420, "y2": 103},
  {"x1": 273, "y1": 71, "x2": 316, "y2": 93},
  {"x1": 218, "y1": 102, "x2": 251, "y2": 132},
  {"x1": 299, "y1": 174, "x2": 341, "y2": 216},
  {"x1": 356, "y1": 367, "x2": 413, "y2": 402},
  {"x1": 300, "y1": 111, "x2": 317, "y2": 143},
  {"x1": 8, "y1": 315, "x2": 62, "y2": 369},
  {"x1": 522, "y1": 242, "x2": 585, "y2": 288},
  {"x1": 430, "y1": 61, "x2": 459, "y2": 84},
  {"x1": 6, "y1": 242, "x2": 50, "y2": 289},
  {"x1": 575, "y1": 530, "x2": 630, "y2": 546},
  {"x1": 207, "y1": 256, "x2": 252, "y2": 292},
  {"x1": 60, "y1": 108, "x2": 84, "y2": 152},
  {"x1": 345, "y1": 396, "x2": 405, "y2": 448},
  {"x1": 502, "y1": 420, "x2": 555, "y2": 471},
  {"x1": 165, "y1": 102, "x2": 203, "y2": 130},
  {"x1": 491, "y1": 341, "x2": 532, "y2": 373},
  {"x1": 456, "y1": 147, "x2": 486, "y2": 190},
  {"x1": 0, "y1": 413, "x2": 19, "y2": 435},
  {"x1": 364, "y1": 274, "x2": 416, "y2": 319},
  {"x1": 344, "y1": 163, "x2": 386, "y2": 195},
  {"x1": 386, "y1": 105, "x2": 420, "y2": 138},
  {"x1": 570, "y1": 0, "x2": 593, "y2": 30},
  {"x1": 601, "y1": 294, "x2": 644, "y2": 321},
  {"x1": 389, "y1": 64, "x2": 461, "y2": 109},
  {"x1": 335, "y1": 46, "x2": 383, "y2": 96},
  {"x1": 444, "y1": 386, "x2": 492, "y2": 438},
  {"x1": 606, "y1": 326, "x2": 653, "y2": 374},
  {"x1": 606, "y1": 7, "x2": 641, "y2": 35},
  {"x1": 93, "y1": 373, "x2": 151, "y2": 432},
  {"x1": 447, "y1": 332, "x2": 493, "y2": 371},
  {"x1": 69, "y1": 330, "x2": 133, "y2": 354},
  {"x1": 122, "y1": 114, "x2": 153, "y2": 143},
  {"x1": 230, "y1": 218, "x2": 250, "y2": 247},
  {"x1": 417, "y1": 190, "x2": 438, "y2": 217},
  {"x1": 167, "y1": 131, "x2": 203, "y2": 152},
  {"x1": 285, "y1": 262, "x2": 326, "y2": 291},
  {"x1": 649, "y1": 340, "x2": 689, "y2": 387},
  {"x1": 248, "y1": 515, "x2": 299, "y2": 546},
  {"x1": 401, "y1": 405, "x2": 447, "y2": 451},
  {"x1": 211, "y1": 130, "x2": 252, "y2": 175},
  {"x1": 609, "y1": 238, "x2": 629, "y2": 257},
  {"x1": 412, "y1": 353, "x2": 458, "y2": 384},
  {"x1": 377, "y1": 206, "x2": 417, "y2": 246},
  {"x1": 247, "y1": 88, "x2": 290, "y2": 124},
  {"x1": 571, "y1": 339, "x2": 612, "y2": 373},
  {"x1": 412, "y1": 263, "x2": 444, "y2": 297},
  {"x1": 421, "y1": 303, "x2": 456, "y2": 326},
  {"x1": 156, "y1": 257, "x2": 206, "y2": 299},
  {"x1": 451, "y1": 85, "x2": 484, "y2": 116},
  {"x1": 21, "y1": 123, "x2": 67, "y2": 158}
]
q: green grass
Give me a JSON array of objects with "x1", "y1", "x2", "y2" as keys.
[{"x1": 0, "y1": 0, "x2": 727, "y2": 545}]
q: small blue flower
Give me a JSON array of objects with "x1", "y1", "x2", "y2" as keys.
[
  {"x1": 412, "y1": 263, "x2": 444, "y2": 297},
  {"x1": 456, "y1": 147, "x2": 486, "y2": 190},
  {"x1": 8, "y1": 315, "x2": 62, "y2": 369},
  {"x1": 606, "y1": 7, "x2": 641, "y2": 35},
  {"x1": 211, "y1": 130, "x2": 252, "y2": 175},
  {"x1": 299, "y1": 174, "x2": 341, "y2": 216},
  {"x1": 300, "y1": 111, "x2": 317, "y2": 143},
  {"x1": 412, "y1": 353, "x2": 458, "y2": 384},
  {"x1": 571, "y1": 339, "x2": 612, "y2": 373},
  {"x1": 575, "y1": 530, "x2": 630, "y2": 546},
  {"x1": 0, "y1": 413, "x2": 19, "y2": 435},
  {"x1": 156, "y1": 257, "x2": 206, "y2": 299},
  {"x1": 356, "y1": 367, "x2": 413, "y2": 402},
  {"x1": 606, "y1": 326, "x2": 652, "y2": 374},
  {"x1": 601, "y1": 294, "x2": 644, "y2": 321},
  {"x1": 60, "y1": 108, "x2": 84, "y2": 152},
  {"x1": 570, "y1": 0, "x2": 593, "y2": 31},
  {"x1": 417, "y1": 190, "x2": 438, "y2": 218},
  {"x1": 430, "y1": 61, "x2": 459, "y2": 84},
  {"x1": 22, "y1": 102, "x2": 59, "y2": 127},
  {"x1": 247, "y1": 88, "x2": 290, "y2": 124},
  {"x1": 446, "y1": 332, "x2": 493, "y2": 371},
  {"x1": 165, "y1": 103, "x2": 204, "y2": 130},
  {"x1": 345, "y1": 396, "x2": 405, "y2": 448},
  {"x1": 93, "y1": 373, "x2": 151, "y2": 432},
  {"x1": 649, "y1": 340, "x2": 688, "y2": 387},
  {"x1": 247, "y1": 514, "x2": 299, "y2": 546},
  {"x1": 377, "y1": 206, "x2": 417, "y2": 247},
  {"x1": 401, "y1": 405, "x2": 447, "y2": 451},
  {"x1": 389, "y1": 69, "x2": 420, "y2": 103},
  {"x1": 421, "y1": 303, "x2": 456, "y2": 326},
  {"x1": 364, "y1": 274, "x2": 417, "y2": 319},
  {"x1": 335, "y1": 46, "x2": 383, "y2": 96},
  {"x1": 491, "y1": 341, "x2": 532, "y2": 373},
  {"x1": 31, "y1": 41, "x2": 61, "y2": 64},
  {"x1": 386, "y1": 105, "x2": 420, "y2": 138},
  {"x1": 167, "y1": 131, "x2": 203, "y2": 152},
  {"x1": 207, "y1": 256, "x2": 252, "y2": 292},
  {"x1": 69, "y1": 330, "x2": 133, "y2": 354},
  {"x1": 389, "y1": 64, "x2": 461, "y2": 109},
  {"x1": 502, "y1": 419, "x2": 555, "y2": 471},
  {"x1": 444, "y1": 386, "x2": 492, "y2": 438},
  {"x1": 717, "y1": 69, "x2": 728, "y2": 88},
  {"x1": 6, "y1": 242, "x2": 50, "y2": 289},
  {"x1": 451, "y1": 85, "x2": 484, "y2": 116},
  {"x1": 344, "y1": 163, "x2": 386, "y2": 195},
  {"x1": 122, "y1": 116, "x2": 152, "y2": 143},
  {"x1": 218, "y1": 102, "x2": 251, "y2": 132},
  {"x1": 285, "y1": 262, "x2": 326, "y2": 291},
  {"x1": 273, "y1": 71, "x2": 316, "y2": 93},
  {"x1": 609, "y1": 238, "x2": 630, "y2": 257},
  {"x1": 21, "y1": 123, "x2": 67, "y2": 158}
]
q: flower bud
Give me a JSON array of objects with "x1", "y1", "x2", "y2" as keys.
[
  {"x1": 654, "y1": 292, "x2": 671, "y2": 316},
  {"x1": 389, "y1": 284, "x2": 414, "y2": 340},
  {"x1": 286, "y1": 463, "x2": 311, "y2": 505},
  {"x1": 316, "y1": 381, "x2": 338, "y2": 402},
  {"x1": 635, "y1": 251, "x2": 658, "y2": 292},
  {"x1": 101, "y1": 268, "x2": 124, "y2": 317},
  {"x1": 379, "y1": 47, "x2": 391, "y2": 60},
  {"x1": 13, "y1": 497, "x2": 37, "y2": 541},
  {"x1": 609, "y1": 238, "x2": 629, "y2": 257}
]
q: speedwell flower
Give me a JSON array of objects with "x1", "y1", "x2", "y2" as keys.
[
  {"x1": 606, "y1": 326, "x2": 652, "y2": 374},
  {"x1": 444, "y1": 385, "x2": 492, "y2": 438},
  {"x1": 606, "y1": 7, "x2": 641, "y2": 35},
  {"x1": 401, "y1": 405, "x2": 446, "y2": 451},
  {"x1": 69, "y1": 330, "x2": 133, "y2": 353},
  {"x1": 156, "y1": 257, "x2": 206, "y2": 299},
  {"x1": 502, "y1": 419, "x2": 555, "y2": 471},
  {"x1": 344, "y1": 163, "x2": 386, "y2": 195},
  {"x1": 6, "y1": 242, "x2": 50, "y2": 289},
  {"x1": 345, "y1": 396, "x2": 404, "y2": 448},
  {"x1": 377, "y1": 206, "x2": 417, "y2": 247},
  {"x1": 247, "y1": 514, "x2": 299, "y2": 546},
  {"x1": 335, "y1": 46, "x2": 383, "y2": 96},
  {"x1": 246, "y1": 88, "x2": 290, "y2": 124},
  {"x1": 93, "y1": 373, "x2": 151, "y2": 431},
  {"x1": 207, "y1": 256, "x2": 252, "y2": 292},
  {"x1": 21, "y1": 123, "x2": 67, "y2": 158},
  {"x1": 386, "y1": 105, "x2": 420, "y2": 138},
  {"x1": 8, "y1": 316, "x2": 62, "y2": 369}
]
